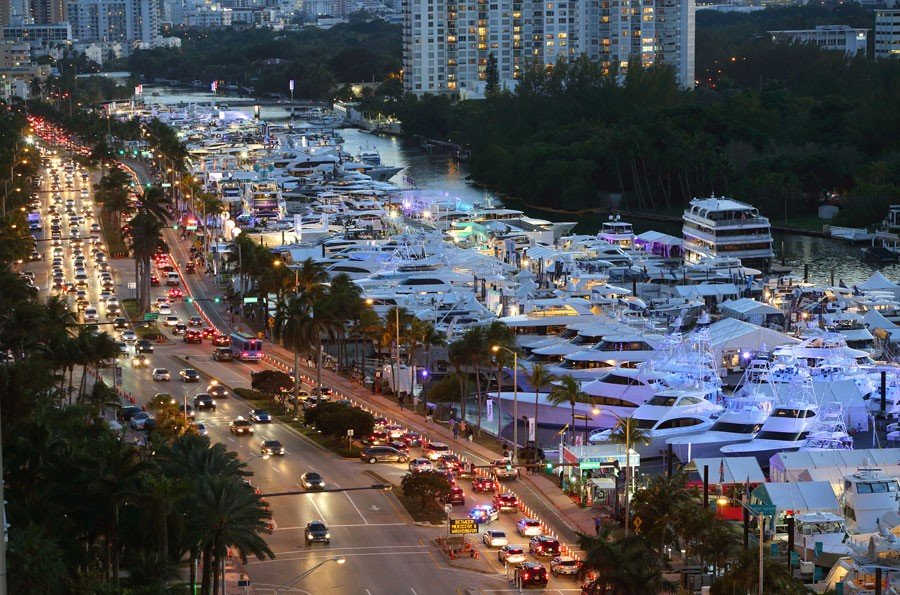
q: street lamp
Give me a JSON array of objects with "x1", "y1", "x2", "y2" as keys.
[
  {"x1": 717, "y1": 495, "x2": 766, "y2": 595},
  {"x1": 594, "y1": 408, "x2": 635, "y2": 538},
  {"x1": 491, "y1": 345, "x2": 519, "y2": 462},
  {"x1": 277, "y1": 557, "x2": 346, "y2": 590}
]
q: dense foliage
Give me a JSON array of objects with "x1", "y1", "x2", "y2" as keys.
[
  {"x1": 124, "y1": 21, "x2": 401, "y2": 99},
  {"x1": 378, "y1": 5, "x2": 900, "y2": 225}
]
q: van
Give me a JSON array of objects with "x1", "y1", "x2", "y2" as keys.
[{"x1": 166, "y1": 272, "x2": 180, "y2": 286}]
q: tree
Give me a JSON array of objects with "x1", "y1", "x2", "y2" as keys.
[
  {"x1": 548, "y1": 374, "x2": 584, "y2": 437},
  {"x1": 523, "y1": 363, "x2": 555, "y2": 438},
  {"x1": 485, "y1": 52, "x2": 500, "y2": 97},
  {"x1": 130, "y1": 211, "x2": 164, "y2": 313},
  {"x1": 311, "y1": 402, "x2": 375, "y2": 438},
  {"x1": 7, "y1": 523, "x2": 68, "y2": 595},
  {"x1": 251, "y1": 370, "x2": 293, "y2": 395},
  {"x1": 401, "y1": 470, "x2": 451, "y2": 511},
  {"x1": 578, "y1": 530, "x2": 672, "y2": 595},
  {"x1": 628, "y1": 471, "x2": 697, "y2": 556},
  {"x1": 711, "y1": 548, "x2": 806, "y2": 595}
]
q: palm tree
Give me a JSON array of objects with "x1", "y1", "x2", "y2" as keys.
[
  {"x1": 485, "y1": 321, "x2": 515, "y2": 438},
  {"x1": 130, "y1": 211, "x2": 164, "y2": 313},
  {"x1": 448, "y1": 336, "x2": 470, "y2": 421},
  {"x1": 140, "y1": 474, "x2": 186, "y2": 574},
  {"x1": 281, "y1": 294, "x2": 338, "y2": 393},
  {"x1": 281, "y1": 296, "x2": 312, "y2": 407},
  {"x1": 577, "y1": 531, "x2": 672, "y2": 595},
  {"x1": 192, "y1": 476, "x2": 274, "y2": 595},
  {"x1": 547, "y1": 374, "x2": 584, "y2": 438},
  {"x1": 711, "y1": 548, "x2": 804, "y2": 595},
  {"x1": 293, "y1": 257, "x2": 328, "y2": 303},
  {"x1": 523, "y1": 363, "x2": 555, "y2": 440}
]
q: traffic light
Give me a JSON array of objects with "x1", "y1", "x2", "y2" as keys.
[
  {"x1": 213, "y1": 297, "x2": 221, "y2": 304},
  {"x1": 172, "y1": 224, "x2": 178, "y2": 230},
  {"x1": 545, "y1": 462, "x2": 553, "y2": 472},
  {"x1": 118, "y1": 149, "x2": 124, "y2": 155},
  {"x1": 185, "y1": 297, "x2": 193, "y2": 304}
]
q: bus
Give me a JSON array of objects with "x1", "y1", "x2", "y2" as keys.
[{"x1": 230, "y1": 332, "x2": 263, "y2": 362}]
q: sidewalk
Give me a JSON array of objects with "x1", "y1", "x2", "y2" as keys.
[{"x1": 128, "y1": 159, "x2": 596, "y2": 545}]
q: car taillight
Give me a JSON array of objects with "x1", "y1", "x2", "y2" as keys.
[{"x1": 522, "y1": 572, "x2": 529, "y2": 580}]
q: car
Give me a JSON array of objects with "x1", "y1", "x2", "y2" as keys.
[
  {"x1": 185, "y1": 262, "x2": 196, "y2": 274},
  {"x1": 229, "y1": 417, "x2": 253, "y2": 435},
  {"x1": 168, "y1": 288, "x2": 184, "y2": 300},
  {"x1": 494, "y1": 459, "x2": 519, "y2": 480},
  {"x1": 121, "y1": 330, "x2": 137, "y2": 343},
  {"x1": 183, "y1": 330, "x2": 202, "y2": 343},
  {"x1": 208, "y1": 384, "x2": 229, "y2": 399},
  {"x1": 152, "y1": 368, "x2": 171, "y2": 381},
  {"x1": 188, "y1": 316, "x2": 203, "y2": 327},
  {"x1": 201, "y1": 327, "x2": 217, "y2": 339},
  {"x1": 166, "y1": 272, "x2": 180, "y2": 286},
  {"x1": 150, "y1": 274, "x2": 159, "y2": 286},
  {"x1": 132, "y1": 354, "x2": 150, "y2": 368},
  {"x1": 83, "y1": 307, "x2": 99, "y2": 322},
  {"x1": 493, "y1": 492, "x2": 518, "y2": 512},
  {"x1": 423, "y1": 442, "x2": 451, "y2": 461},
  {"x1": 363, "y1": 430, "x2": 389, "y2": 445},
  {"x1": 261, "y1": 440, "x2": 285, "y2": 456},
  {"x1": 529, "y1": 535, "x2": 560, "y2": 557},
  {"x1": 179, "y1": 368, "x2": 200, "y2": 382},
  {"x1": 482, "y1": 530, "x2": 508, "y2": 548},
  {"x1": 194, "y1": 393, "x2": 216, "y2": 410},
  {"x1": 304, "y1": 521, "x2": 330, "y2": 545},
  {"x1": 445, "y1": 486, "x2": 465, "y2": 505},
  {"x1": 384, "y1": 424, "x2": 405, "y2": 439},
  {"x1": 164, "y1": 315, "x2": 179, "y2": 327},
  {"x1": 113, "y1": 317, "x2": 129, "y2": 330},
  {"x1": 438, "y1": 453, "x2": 462, "y2": 472},
  {"x1": 115, "y1": 341, "x2": 129, "y2": 356},
  {"x1": 469, "y1": 504, "x2": 499, "y2": 524},
  {"x1": 178, "y1": 404, "x2": 196, "y2": 419},
  {"x1": 118, "y1": 405, "x2": 143, "y2": 421},
  {"x1": 515, "y1": 562, "x2": 548, "y2": 587},
  {"x1": 388, "y1": 440, "x2": 410, "y2": 454},
  {"x1": 212, "y1": 333, "x2": 230, "y2": 347},
  {"x1": 29, "y1": 250, "x2": 41, "y2": 261},
  {"x1": 129, "y1": 411, "x2": 154, "y2": 430},
  {"x1": 360, "y1": 446, "x2": 408, "y2": 464},
  {"x1": 250, "y1": 409, "x2": 272, "y2": 423},
  {"x1": 473, "y1": 477, "x2": 497, "y2": 493},
  {"x1": 399, "y1": 431, "x2": 423, "y2": 447},
  {"x1": 300, "y1": 472, "x2": 325, "y2": 489},
  {"x1": 408, "y1": 458, "x2": 433, "y2": 473},
  {"x1": 212, "y1": 347, "x2": 233, "y2": 361},
  {"x1": 497, "y1": 544, "x2": 526, "y2": 565},
  {"x1": 136, "y1": 340, "x2": 154, "y2": 354},
  {"x1": 550, "y1": 556, "x2": 582, "y2": 576},
  {"x1": 173, "y1": 323, "x2": 187, "y2": 336},
  {"x1": 516, "y1": 518, "x2": 543, "y2": 537},
  {"x1": 158, "y1": 305, "x2": 172, "y2": 316}
]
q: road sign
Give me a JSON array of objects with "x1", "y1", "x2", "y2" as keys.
[
  {"x1": 449, "y1": 518, "x2": 478, "y2": 535},
  {"x1": 161, "y1": 183, "x2": 171, "y2": 188},
  {"x1": 243, "y1": 297, "x2": 258, "y2": 304},
  {"x1": 127, "y1": 282, "x2": 136, "y2": 290},
  {"x1": 750, "y1": 504, "x2": 776, "y2": 517},
  {"x1": 143, "y1": 312, "x2": 158, "y2": 321}
]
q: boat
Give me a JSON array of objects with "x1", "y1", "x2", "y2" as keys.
[
  {"x1": 720, "y1": 398, "x2": 819, "y2": 464},
  {"x1": 682, "y1": 196, "x2": 775, "y2": 272},
  {"x1": 666, "y1": 394, "x2": 771, "y2": 462}
]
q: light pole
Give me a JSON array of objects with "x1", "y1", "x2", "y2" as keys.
[
  {"x1": 276, "y1": 557, "x2": 345, "y2": 591},
  {"x1": 491, "y1": 345, "x2": 518, "y2": 462},
  {"x1": 596, "y1": 408, "x2": 633, "y2": 537},
  {"x1": 717, "y1": 495, "x2": 766, "y2": 595}
]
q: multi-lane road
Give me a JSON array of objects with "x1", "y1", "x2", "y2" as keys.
[{"x1": 25, "y1": 151, "x2": 584, "y2": 594}]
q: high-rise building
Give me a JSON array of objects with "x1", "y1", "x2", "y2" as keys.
[
  {"x1": 875, "y1": 8, "x2": 900, "y2": 59},
  {"x1": 29, "y1": 0, "x2": 67, "y2": 23},
  {"x1": 65, "y1": 0, "x2": 161, "y2": 45},
  {"x1": 402, "y1": 0, "x2": 695, "y2": 96}
]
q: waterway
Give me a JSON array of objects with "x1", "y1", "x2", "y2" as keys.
[{"x1": 143, "y1": 85, "x2": 899, "y2": 285}]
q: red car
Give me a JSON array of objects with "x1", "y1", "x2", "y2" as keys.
[
  {"x1": 168, "y1": 288, "x2": 183, "y2": 299},
  {"x1": 438, "y1": 454, "x2": 462, "y2": 472},
  {"x1": 399, "y1": 431, "x2": 423, "y2": 447},
  {"x1": 493, "y1": 492, "x2": 518, "y2": 512},
  {"x1": 150, "y1": 274, "x2": 160, "y2": 286},
  {"x1": 202, "y1": 326, "x2": 218, "y2": 339},
  {"x1": 364, "y1": 431, "x2": 389, "y2": 445},
  {"x1": 183, "y1": 330, "x2": 202, "y2": 344},
  {"x1": 212, "y1": 333, "x2": 230, "y2": 347},
  {"x1": 445, "y1": 486, "x2": 465, "y2": 506},
  {"x1": 473, "y1": 477, "x2": 496, "y2": 493}
]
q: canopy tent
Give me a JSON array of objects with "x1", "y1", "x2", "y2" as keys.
[
  {"x1": 691, "y1": 457, "x2": 765, "y2": 486},
  {"x1": 675, "y1": 283, "x2": 740, "y2": 303},
  {"x1": 720, "y1": 298, "x2": 783, "y2": 326},
  {"x1": 634, "y1": 230, "x2": 682, "y2": 257},
  {"x1": 751, "y1": 481, "x2": 839, "y2": 515},
  {"x1": 859, "y1": 271, "x2": 900, "y2": 292},
  {"x1": 702, "y1": 317, "x2": 799, "y2": 365},
  {"x1": 769, "y1": 449, "x2": 900, "y2": 485}
]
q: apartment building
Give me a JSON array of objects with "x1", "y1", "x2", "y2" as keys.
[
  {"x1": 65, "y1": 0, "x2": 160, "y2": 45},
  {"x1": 876, "y1": 8, "x2": 900, "y2": 59},
  {"x1": 768, "y1": 25, "x2": 869, "y2": 57}
]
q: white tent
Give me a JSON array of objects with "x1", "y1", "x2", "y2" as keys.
[
  {"x1": 703, "y1": 318, "x2": 799, "y2": 365},
  {"x1": 675, "y1": 283, "x2": 740, "y2": 303},
  {"x1": 751, "y1": 481, "x2": 839, "y2": 515},
  {"x1": 859, "y1": 271, "x2": 900, "y2": 292},
  {"x1": 692, "y1": 457, "x2": 765, "y2": 486},
  {"x1": 720, "y1": 298, "x2": 783, "y2": 326},
  {"x1": 769, "y1": 449, "x2": 900, "y2": 485}
]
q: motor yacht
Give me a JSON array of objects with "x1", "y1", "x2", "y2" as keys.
[
  {"x1": 720, "y1": 399, "x2": 819, "y2": 463},
  {"x1": 667, "y1": 394, "x2": 771, "y2": 462},
  {"x1": 547, "y1": 334, "x2": 663, "y2": 380}
]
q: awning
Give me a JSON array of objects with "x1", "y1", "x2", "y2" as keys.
[
  {"x1": 692, "y1": 457, "x2": 765, "y2": 486},
  {"x1": 589, "y1": 478, "x2": 616, "y2": 490}
]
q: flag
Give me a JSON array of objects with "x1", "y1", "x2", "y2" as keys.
[
  {"x1": 134, "y1": 84, "x2": 143, "y2": 96},
  {"x1": 289, "y1": 79, "x2": 295, "y2": 93}
]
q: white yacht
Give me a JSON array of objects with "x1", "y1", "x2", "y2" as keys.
[
  {"x1": 667, "y1": 394, "x2": 772, "y2": 462},
  {"x1": 682, "y1": 196, "x2": 775, "y2": 271},
  {"x1": 798, "y1": 403, "x2": 853, "y2": 451},
  {"x1": 548, "y1": 335, "x2": 662, "y2": 380},
  {"x1": 598, "y1": 216, "x2": 634, "y2": 249},
  {"x1": 589, "y1": 388, "x2": 723, "y2": 458},
  {"x1": 580, "y1": 368, "x2": 671, "y2": 423},
  {"x1": 720, "y1": 400, "x2": 819, "y2": 463}
]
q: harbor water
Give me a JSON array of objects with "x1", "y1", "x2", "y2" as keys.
[{"x1": 144, "y1": 85, "x2": 897, "y2": 285}]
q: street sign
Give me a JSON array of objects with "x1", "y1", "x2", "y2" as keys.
[
  {"x1": 143, "y1": 312, "x2": 158, "y2": 321},
  {"x1": 127, "y1": 282, "x2": 136, "y2": 290},
  {"x1": 449, "y1": 519, "x2": 478, "y2": 535},
  {"x1": 243, "y1": 297, "x2": 258, "y2": 304},
  {"x1": 161, "y1": 183, "x2": 171, "y2": 188},
  {"x1": 750, "y1": 504, "x2": 776, "y2": 517},
  {"x1": 573, "y1": 413, "x2": 591, "y2": 421}
]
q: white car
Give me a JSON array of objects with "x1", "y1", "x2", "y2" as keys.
[
  {"x1": 121, "y1": 330, "x2": 137, "y2": 343},
  {"x1": 497, "y1": 544, "x2": 526, "y2": 565},
  {"x1": 152, "y1": 368, "x2": 171, "y2": 381},
  {"x1": 165, "y1": 316, "x2": 179, "y2": 327},
  {"x1": 409, "y1": 458, "x2": 433, "y2": 473},
  {"x1": 516, "y1": 518, "x2": 543, "y2": 537},
  {"x1": 158, "y1": 304, "x2": 172, "y2": 315},
  {"x1": 482, "y1": 530, "x2": 508, "y2": 548},
  {"x1": 83, "y1": 307, "x2": 99, "y2": 322}
]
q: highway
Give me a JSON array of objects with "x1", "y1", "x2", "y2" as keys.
[{"x1": 26, "y1": 149, "x2": 584, "y2": 594}]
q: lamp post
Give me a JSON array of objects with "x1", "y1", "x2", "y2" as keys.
[
  {"x1": 491, "y1": 345, "x2": 518, "y2": 462},
  {"x1": 595, "y1": 408, "x2": 634, "y2": 537},
  {"x1": 717, "y1": 495, "x2": 766, "y2": 595}
]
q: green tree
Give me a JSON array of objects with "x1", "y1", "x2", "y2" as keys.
[
  {"x1": 484, "y1": 53, "x2": 500, "y2": 97},
  {"x1": 578, "y1": 531, "x2": 672, "y2": 595},
  {"x1": 523, "y1": 363, "x2": 555, "y2": 440},
  {"x1": 548, "y1": 374, "x2": 584, "y2": 437},
  {"x1": 401, "y1": 470, "x2": 451, "y2": 511}
]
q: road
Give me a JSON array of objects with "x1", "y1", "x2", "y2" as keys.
[{"x1": 27, "y1": 150, "x2": 584, "y2": 594}]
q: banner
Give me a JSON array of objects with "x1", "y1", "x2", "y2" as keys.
[
  {"x1": 134, "y1": 84, "x2": 143, "y2": 96},
  {"x1": 289, "y1": 79, "x2": 295, "y2": 93},
  {"x1": 527, "y1": 417, "x2": 536, "y2": 442},
  {"x1": 486, "y1": 398, "x2": 493, "y2": 422},
  {"x1": 211, "y1": 80, "x2": 218, "y2": 93}
]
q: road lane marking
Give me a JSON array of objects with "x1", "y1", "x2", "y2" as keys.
[
  {"x1": 410, "y1": 588, "x2": 419, "y2": 595},
  {"x1": 344, "y1": 492, "x2": 369, "y2": 524},
  {"x1": 247, "y1": 551, "x2": 432, "y2": 565},
  {"x1": 306, "y1": 493, "x2": 326, "y2": 520},
  {"x1": 274, "y1": 522, "x2": 406, "y2": 531},
  {"x1": 272, "y1": 545, "x2": 427, "y2": 555}
]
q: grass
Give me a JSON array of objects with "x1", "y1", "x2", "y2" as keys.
[{"x1": 99, "y1": 209, "x2": 128, "y2": 258}]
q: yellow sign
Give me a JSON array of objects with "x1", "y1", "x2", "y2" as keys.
[{"x1": 449, "y1": 519, "x2": 478, "y2": 535}]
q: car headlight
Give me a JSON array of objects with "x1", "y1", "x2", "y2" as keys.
[
  {"x1": 211, "y1": 400, "x2": 216, "y2": 405},
  {"x1": 325, "y1": 533, "x2": 330, "y2": 538}
]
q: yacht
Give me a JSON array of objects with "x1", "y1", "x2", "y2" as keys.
[
  {"x1": 580, "y1": 368, "x2": 671, "y2": 424},
  {"x1": 792, "y1": 512, "x2": 852, "y2": 569},
  {"x1": 682, "y1": 196, "x2": 775, "y2": 271},
  {"x1": 667, "y1": 394, "x2": 771, "y2": 462},
  {"x1": 548, "y1": 335, "x2": 662, "y2": 380},
  {"x1": 720, "y1": 399, "x2": 819, "y2": 463},
  {"x1": 598, "y1": 216, "x2": 634, "y2": 249},
  {"x1": 798, "y1": 403, "x2": 853, "y2": 451},
  {"x1": 589, "y1": 388, "x2": 723, "y2": 458}
]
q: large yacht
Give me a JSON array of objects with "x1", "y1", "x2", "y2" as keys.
[
  {"x1": 666, "y1": 394, "x2": 771, "y2": 462},
  {"x1": 598, "y1": 216, "x2": 634, "y2": 249},
  {"x1": 589, "y1": 388, "x2": 723, "y2": 458},
  {"x1": 547, "y1": 334, "x2": 662, "y2": 380},
  {"x1": 719, "y1": 400, "x2": 819, "y2": 463},
  {"x1": 682, "y1": 196, "x2": 775, "y2": 271}
]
